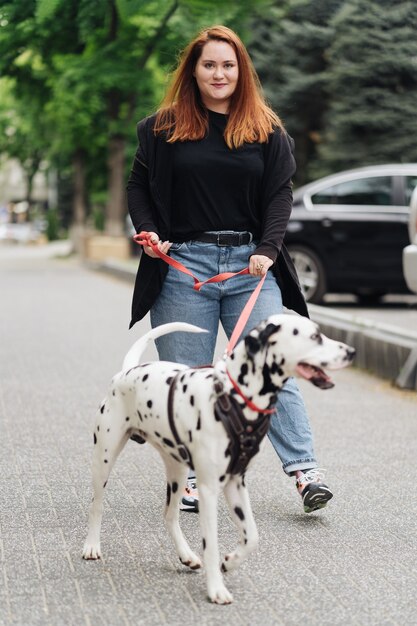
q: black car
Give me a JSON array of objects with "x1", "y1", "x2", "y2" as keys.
[{"x1": 285, "y1": 164, "x2": 417, "y2": 303}]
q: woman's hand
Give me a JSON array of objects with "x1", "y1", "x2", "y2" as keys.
[
  {"x1": 249, "y1": 254, "x2": 273, "y2": 276},
  {"x1": 142, "y1": 232, "x2": 172, "y2": 258}
]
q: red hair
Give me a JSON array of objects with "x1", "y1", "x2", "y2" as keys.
[{"x1": 153, "y1": 25, "x2": 283, "y2": 149}]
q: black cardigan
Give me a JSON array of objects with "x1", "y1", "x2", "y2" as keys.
[{"x1": 126, "y1": 114, "x2": 308, "y2": 328}]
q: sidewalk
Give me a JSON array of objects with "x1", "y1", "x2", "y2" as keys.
[{"x1": 1, "y1": 247, "x2": 417, "y2": 625}]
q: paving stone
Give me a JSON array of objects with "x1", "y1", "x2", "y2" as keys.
[{"x1": 1, "y1": 250, "x2": 417, "y2": 625}]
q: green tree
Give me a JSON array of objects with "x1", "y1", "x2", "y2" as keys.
[
  {"x1": 249, "y1": 0, "x2": 344, "y2": 184},
  {"x1": 1, "y1": 0, "x2": 269, "y2": 239},
  {"x1": 316, "y1": 0, "x2": 417, "y2": 174}
]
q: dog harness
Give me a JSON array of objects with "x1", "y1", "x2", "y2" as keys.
[{"x1": 167, "y1": 371, "x2": 273, "y2": 476}]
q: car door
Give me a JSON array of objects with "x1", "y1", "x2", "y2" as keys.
[{"x1": 308, "y1": 174, "x2": 409, "y2": 291}]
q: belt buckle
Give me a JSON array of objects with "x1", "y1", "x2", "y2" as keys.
[
  {"x1": 238, "y1": 232, "x2": 252, "y2": 245},
  {"x1": 217, "y1": 233, "x2": 227, "y2": 246}
]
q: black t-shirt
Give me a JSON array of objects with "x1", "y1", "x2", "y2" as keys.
[{"x1": 171, "y1": 109, "x2": 264, "y2": 241}]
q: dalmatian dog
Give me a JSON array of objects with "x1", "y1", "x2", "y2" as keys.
[{"x1": 82, "y1": 314, "x2": 355, "y2": 604}]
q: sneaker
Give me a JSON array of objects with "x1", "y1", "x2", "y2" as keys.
[
  {"x1": 180, "y1": 477, "x2": 199, "y2": 512},
  {"x1": 296, "y1": 468, "x2": 333, "y2": 513}
]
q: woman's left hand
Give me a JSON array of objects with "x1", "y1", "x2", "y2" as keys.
[{"x1": 249, "y1": 254, "x2": 273, "y2": 277}]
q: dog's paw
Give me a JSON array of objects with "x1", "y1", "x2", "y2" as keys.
[
  {"x1": 179, "y1": 554, "x2": 202, "y2": 570},
  {"x1": 221, "y1": 553, "x2": 240, "y2": 572},
  {"x1": 82, "y1": 543, "x2": 102, "y2": 560},
  {"x1": 207, "y1": 584, "x2": 233, "y2": 604}
]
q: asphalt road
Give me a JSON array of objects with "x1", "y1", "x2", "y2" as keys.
[{"x1": 1, "y1": 246, "x2": 417, "y2": 625}]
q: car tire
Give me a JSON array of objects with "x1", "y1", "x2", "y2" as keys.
[{"x1": 288, "y1": 245, "x2": 327, "y2": 303}]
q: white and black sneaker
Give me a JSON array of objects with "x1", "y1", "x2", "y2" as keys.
[
  {"x1": 179, "y1": 477, "x2": 199, "y2": 512},
  {"x1": 296, "y1": 468, "x2": 333, "y2": 513}
]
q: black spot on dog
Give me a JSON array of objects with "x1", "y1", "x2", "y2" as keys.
[
  {"x1": 270, "y1": 361, "x2": 284, "y2": 377},
  {"x1": 170, "y1": 453, "x2": 181, "y2": 463},
  {"x1": 93, "y1": 433, "x2": 97, "y2": 445},
  {"x1": 125, "y1": 416, "x2": 130, "y2": 421},
  {"x1": 238, "y1": 362, "x2": 249, "y2": 385},
  {"x1": 166, "y1": 484, "x2": 171, "y2": 506},
  {"x1": 234, "y1": 506, "x2": 245, "y2": 521},
  {"x1": 100, "y1": 405, "x2": 105, "y2": 414},
  {"x1": 112, "y1": 390, "x2": 116, "y2": 396},
  {"x1": 107, "y1": 428, "x2": 110, "y2": 433},
  {"x1": 219, "y1": 474, "x2": 226, "y2": 482},
  {"x1": 244, "y1": 538, "x2": 248, "y2": 545},
  {"x1": 245, "y1": 334, "x2": 261, "y2": 357},
  {"x1": 155, "y1": 431, "x2": 161, "y2": 437},
  {"x1": 103, "y1": 481, "x2": 107, "y2": 488},
  {"x1": 242, "y1": 475, "x2": 246, "y2": 487},
  {"x1": 147, "y1": 400, "x2": 152, "y2": 408},
  {"x1": 188, "y1": 431, "x2": 193, "y2": 443},
  {"x1": 293, "y1": 328, "x2": 299, "y2": 335},
  {"x1": 180, "y1": 374, "x2": 185, "y2": 383},
  {"x1": 183, "y1": 384, "x2": 187, "y2": 393},
  {"x1": 202, "y1": 538, "x2": 206, "y2": 550},
  {"x1": 104, "y1": 459, "x2": 108, "y2": 464},
  {"x1": 142, "y1": 374, "x2": 149, "y2": 382},
  {"x1": 137, "y1": 410, "x2": 143, "y2": 421},
  {"x1": 172, "y1": 482, "x2": 178, "y2": 493},
  {"x1": 163, "y1": 438, "x2": 175, "y2": 448},
  {"x1": 259, "y1": 363, "x2": 279, "y2": 395},
  {"x1": 97, "y1": 425, "x2": 100, "y2": 432},
  {"x1": 190, "y1": 395, "x2": 194, "y2": 406},
  {"x1": 166, "y1": 377, "x2": 173, "y2": 384},
  {"x1": 196, "y1": 415, "x2": 201, "y2": 430}
]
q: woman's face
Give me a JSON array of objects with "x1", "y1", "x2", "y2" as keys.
[{"x1": 193, "y1": 40, "x2": 239, "y2": 113}]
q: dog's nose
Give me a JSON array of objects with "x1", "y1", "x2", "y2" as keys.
[{"x1": 346, "y1": 347, "x2": 356, "y2": 362}]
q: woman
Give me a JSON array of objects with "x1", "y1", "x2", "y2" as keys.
[{"x1": 127, "y1": 25, "x2": 332, "y2": 514}]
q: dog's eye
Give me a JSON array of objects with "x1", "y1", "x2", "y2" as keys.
[{"x1": 311, "y1": 332, "x2": 323, "y2": 344}]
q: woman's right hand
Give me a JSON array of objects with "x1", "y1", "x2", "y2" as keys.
[{"x1": 142, "y1": 232, "x2": 172, "y2": 258}]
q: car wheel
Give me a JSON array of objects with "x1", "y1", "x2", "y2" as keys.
[{"x1": 288, "y1": 245, "x2": 327, "y2": 303}]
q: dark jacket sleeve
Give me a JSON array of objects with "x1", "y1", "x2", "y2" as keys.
[
  {"x1": 126, "y1": 118, "x2": 158, "y2": 234},
  {"x1": 255, "y1": 130, "x2": 296, "y2": 262}
]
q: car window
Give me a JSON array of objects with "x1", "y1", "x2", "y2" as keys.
[
  {"x1": 311, "y1": 176, "x2": 393, "y2": 206},
  {"x1": 405, "y1": 175, "x2": 417, "y2": 204}
]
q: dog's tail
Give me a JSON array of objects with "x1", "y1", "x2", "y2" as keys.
[{"x1": 122, "y1": 322, "x2": 208, "y2": 371}]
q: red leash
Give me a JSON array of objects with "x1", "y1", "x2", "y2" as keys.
[{"x1": 133, "y1": 231, "x2": 267, "y2": 355}]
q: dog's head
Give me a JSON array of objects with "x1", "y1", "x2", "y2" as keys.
[{"x1": 244, "y1": 314, "x2": 355, "y2": 389}]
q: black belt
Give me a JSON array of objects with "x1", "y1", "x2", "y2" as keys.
[{"x1": 194, "y1": 231, "x2": 253, "y2": 246}]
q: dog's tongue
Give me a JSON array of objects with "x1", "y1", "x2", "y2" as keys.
[{"x1": 296, "y1": 363, "x2": 334, "y2": 389}]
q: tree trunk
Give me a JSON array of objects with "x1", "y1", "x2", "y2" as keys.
[
  {"x1": 73, "y1": 149, "x2": 87, "y2": 226},
  {"x1": 105, "y1": 134, "x2": 125, "y2": 236},
  {"x1": 70, "y1": 149, "x2": 88, "y2": 252}
]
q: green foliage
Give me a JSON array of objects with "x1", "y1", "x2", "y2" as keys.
[
  {"x1": 251, "y1": 0, "x2": 417, "y2": 182},
  {"x1": 249, "y1": 0, "x2": 344, "y2": 183},
  {"x1": 315, "y1": 0, "x2": 417, "y2": 175}
]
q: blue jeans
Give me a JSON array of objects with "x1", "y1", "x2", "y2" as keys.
[{"x1": 150, "y1": 237, "x2": 318, "y2": 475}]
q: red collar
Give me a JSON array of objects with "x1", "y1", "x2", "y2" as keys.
[{"x1": 226, "y1": 369, "x2": 276, "y2": 414}]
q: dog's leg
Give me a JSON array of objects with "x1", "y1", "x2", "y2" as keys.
[
  {"x1": 162, "y1": 458, "x2": 202, "y2": 570},
  {"x1": 197, "y1": 476, "x2": 233, "y2": 604},
  {"x1": 221, "y1": 474, "x2": 259, "y2": 572},
  {"x1": 82, "y1": 419, "x2": 130, "y2": 560}
]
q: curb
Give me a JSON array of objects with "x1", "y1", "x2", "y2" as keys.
[{"x1": 91, "y1": 259, "x2": 417, "y2": 391}]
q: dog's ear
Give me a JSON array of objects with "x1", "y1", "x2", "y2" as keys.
[
  {"x1": 244, "y1": 334, "x2": 261, "y2": 357},
  {"x1": 259, "y1": 323, "x2": 280, "y2": 345}
]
